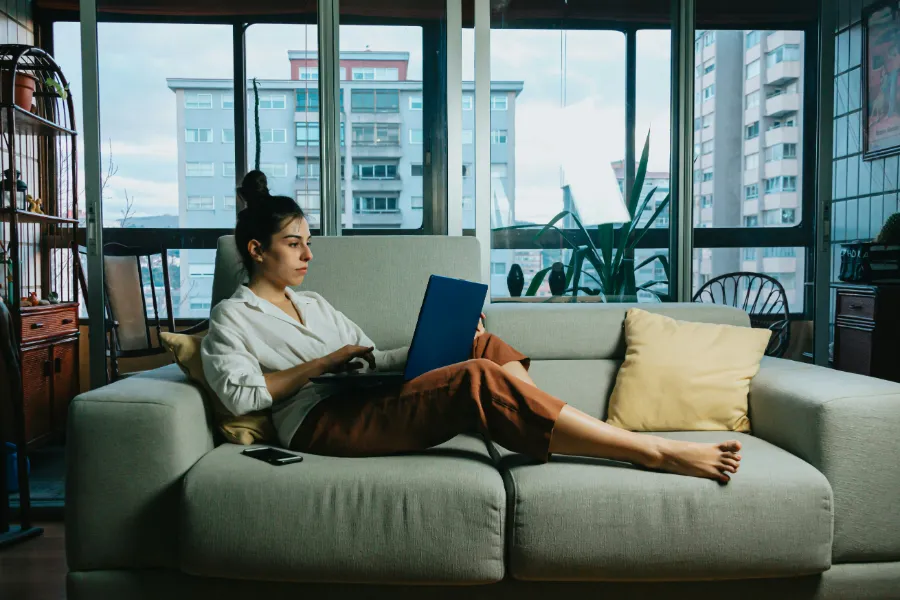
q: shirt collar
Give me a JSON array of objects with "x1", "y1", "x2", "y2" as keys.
[{"x1": 233, "y1": 284, "x2": 314, "y2": 308}]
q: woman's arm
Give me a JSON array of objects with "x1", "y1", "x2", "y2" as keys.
[{"x1": 263, "y1": 344, "x2": 375, "y2": 401}]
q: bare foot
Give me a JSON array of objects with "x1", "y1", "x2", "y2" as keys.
[{"x1": 645, "y1": 439, "x2": 742, "y2": 483}]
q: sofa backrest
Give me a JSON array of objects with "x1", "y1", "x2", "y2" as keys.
[{"x1": 212, "y1": 235, "x2": 482, "y2": 349}]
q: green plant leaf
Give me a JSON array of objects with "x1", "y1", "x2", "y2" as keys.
[
  {"x1": 525, "y1": 266, "x2": 551, "y2": 296},
  {"x1": 570, "y1": 248, "x2": 584, "y2": 297},
  {"x1": 637, "y1": 279, "x2": 668, "y2": 290},
  {"x1": 629, "y1": 131, "x2": 651, "y2": 218},
  {"x1": 565, "y1": 249, "x2": 578, "y2": 288},
  {"x1": 628, "y1": 193, "x2": 670, "y2": 251},
  {"x1": 634, "y1": 253, "x2": 670, "y2": 276}
]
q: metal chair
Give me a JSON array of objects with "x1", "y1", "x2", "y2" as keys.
[
  {"x1": 73, "y1": 242, "x2": 206, "y2": 381},
  {"x1": 692, "y1": 271, "x2": 791, "y2": 358}
]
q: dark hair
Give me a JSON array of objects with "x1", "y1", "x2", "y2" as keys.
[
  {"x1": 234, "y1": 193, "x2": 306, "y2": 275},
  {"x1": 237, "y1": 170, "x2": 269, "y2": 208}
]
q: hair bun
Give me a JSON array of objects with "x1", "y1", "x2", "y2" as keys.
[{"x1": 238, "y1": 170, "x2": 270, "y2": 209}]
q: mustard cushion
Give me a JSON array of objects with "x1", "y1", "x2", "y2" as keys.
[
  {"x1": 606, "y1": 308, "x2": 771, "y2": 432},
  {"x1": 160, "y1": 331, "x2": 277, "y2": 445}
]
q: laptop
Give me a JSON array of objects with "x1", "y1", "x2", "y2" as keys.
[{"x1": 310, "y1": 275, "x2": 488, "y2": 385}]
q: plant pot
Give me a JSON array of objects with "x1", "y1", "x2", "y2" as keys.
[{"x1": 1, "y1": 70, "x2": 36, "y2": 111}]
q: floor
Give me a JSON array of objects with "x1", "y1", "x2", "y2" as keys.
[
  {"x1": 8, "y1": 444, "x2": 66, "y2": 508},
  {"x1": 0, "y1": 522, "x2": 66, "y2": 600}
]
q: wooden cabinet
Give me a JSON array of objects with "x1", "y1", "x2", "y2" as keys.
[{"x1": 833, "y1": 284, "x2": 900, "y2": 382}]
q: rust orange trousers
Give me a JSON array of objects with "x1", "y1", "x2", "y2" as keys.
[{"x1": 290, "y1": 333, "x2": 566, "y2": 462}]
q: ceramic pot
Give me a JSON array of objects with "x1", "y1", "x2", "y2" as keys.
[
  {"x1": 1, "y1": 71, "x2": 37, "y2": 111},
  {"x1": 506, "y1": 263, "x2": 524, "y2": 297}
]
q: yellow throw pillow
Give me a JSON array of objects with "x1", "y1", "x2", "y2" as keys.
[
  {"x1": 160, "y1": 332, "x2": 277, "y2": 445},
  {"x1": 606, "y1": 308, "x2": 771, "y2": 432}
]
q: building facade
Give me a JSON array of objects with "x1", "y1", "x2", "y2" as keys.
[{"x1": 168, "y1": 51, "x2": 523, "y2": 315}]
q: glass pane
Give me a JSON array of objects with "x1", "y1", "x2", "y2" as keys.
[
  {"x1": 693, "y1": 247, "x2": 805, "y2": 313},
  {"x1": 340, "y1": 23, "x2": 424, "y2": 230},
  {"x1": 692, "y1": 29, "x2": 806, "y2": 297}
]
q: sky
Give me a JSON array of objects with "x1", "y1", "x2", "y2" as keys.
[{"x1": 52, "y1": 22, "x2": 673, "y2": 226}]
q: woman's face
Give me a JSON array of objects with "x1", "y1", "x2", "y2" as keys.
[{"x1": 248, "y1": 217, "x2": 313, "y2": 288}]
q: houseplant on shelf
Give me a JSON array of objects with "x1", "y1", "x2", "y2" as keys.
[{"x1": 496, "y1": 132, "x2": 670, "y2": 302}]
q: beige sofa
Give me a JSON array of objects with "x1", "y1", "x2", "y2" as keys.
[{"x1": 66, "y1": 236, "x2": 900, "y2": 599}]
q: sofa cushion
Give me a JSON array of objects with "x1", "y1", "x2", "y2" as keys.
[
  {"x1": 505, "y1": 432, "x2": 833, "y2": 581},
  {"x1": 180, "y1": 434, "x2": 506, "y2": 584}
]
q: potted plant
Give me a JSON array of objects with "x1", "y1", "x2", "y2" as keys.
[
  {"x1": 495, "y1": 132, "x2": 670, "y2": 302},
  {"x1": 1, "y1": 69, "x2": 37, "y2": 110}
]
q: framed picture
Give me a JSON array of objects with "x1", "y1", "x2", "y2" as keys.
[{"x1": 864, "y1": 0, "x2": 900, "y2": 159}]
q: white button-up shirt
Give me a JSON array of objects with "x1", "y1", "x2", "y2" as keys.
[{"x1": 201, "y1": 285, "x2": 408, "y2": 447}]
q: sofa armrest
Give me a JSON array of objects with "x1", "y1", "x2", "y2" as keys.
[
  {"x1": 66, "y1": 364, "x2": 215, "y2": 571},
  {"x1": 749, "y1": 358, "x2": 900, "y2": 563}
]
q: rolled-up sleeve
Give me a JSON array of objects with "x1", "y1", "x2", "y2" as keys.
[{"x1": 201, "y1": 308, "x2": 273, "y2": 416}]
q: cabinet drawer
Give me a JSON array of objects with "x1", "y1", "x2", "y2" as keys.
[
  {"x1": 836, "y1": 293, "x2": 876, "y2": 322},
  {"x1": 834, "y1": 325, "x2": 874, "y2": 376},
  {"x1": 21, "y1": 305, "x2": 78, "y2": 342}
]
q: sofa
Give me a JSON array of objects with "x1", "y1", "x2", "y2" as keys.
[{"x1": 66, "y1": 235, "x2": 900, "y2": 599}]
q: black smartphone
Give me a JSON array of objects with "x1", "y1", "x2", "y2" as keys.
[{"x1": 241, "y1": 446, "x2": 305, "y2": 466}]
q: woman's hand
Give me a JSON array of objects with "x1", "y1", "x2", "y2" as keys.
[
  {"x1": 323, "y1": 344, "x2": 376, "y2": 373},
  {"x1": 474, "y1": 312, "x2": 486, "y2": 341}
]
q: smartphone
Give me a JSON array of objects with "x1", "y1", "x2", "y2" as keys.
[{"x1": 241, "y1": 446, "x2": 305, "y2": 466}]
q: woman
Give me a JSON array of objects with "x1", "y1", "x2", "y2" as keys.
[{"x1": 202, "y1": 187, "x2": 742, "y2": 483}]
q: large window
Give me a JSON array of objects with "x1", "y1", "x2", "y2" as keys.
[
  {"x1": 296, "y1": 89, "x2": 319, "y2": 111},
  {"x1": 352, "y1": 123, "x2": 401, "y2": 145},
  {"x1": 766, "y1": 44, "x2": 801, "y2": 67},
  {"x1": 351, "y1": 89, "x2": 400, "y2": 112},
  {"x1": 353, "y1": 163, "x2": 398, "y2": 180},
  {"x1": 746, "y1": 59, "x2": 760, "y2": 80},
  {"x1": 352, "y1": 67, "x2": 399, "y2": 80},
  {"x1": 296, "y1": 122, "x2": 320, "y2": 145}
]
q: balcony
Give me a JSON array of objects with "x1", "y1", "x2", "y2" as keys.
[
  {"x1": 351, "y1": 176, "x2": 404, "y2": 193},
  {"x1": 353, "y1": 210, "x2": 403, "y2": 227},
  {"x1": 348, "y1": 112, "x2": 403, "y2": 124},
  {"x1": 348, "y1": 144, "x2": 403, "y2": 159},
  {"x1": 766, "y1": 30, "x2": 803, "y2": 51},
  {"x1": 762, "y1": 191, "x2": 799, "y2": 210},
  {"x1": 765, "y1": 92, "x2": 800, "y2": 117},
  {"x1": 764, "y1": 159, "x2": 799, "y2": 179},
  {"x1": 766, "y1": 61, "x2": 801, "y2": 86},
  {"x1": 765, "y1": 126, "x2": 799, "y2": 146}
]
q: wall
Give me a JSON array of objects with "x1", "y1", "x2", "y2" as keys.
[
  {"x1": 0, "y1": 0, "x2": 34, "y2": 45},
  {"x1": 832, "y1": 0, "x2": 899, "y2": 322}
]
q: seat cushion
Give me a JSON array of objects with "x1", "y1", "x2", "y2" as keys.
[
  {"x1": 180, "y1": 434, "x2": 506, "y2": 584},
  {"x1": 505, "y1": 432, "x2": 833, "y2": 581}
]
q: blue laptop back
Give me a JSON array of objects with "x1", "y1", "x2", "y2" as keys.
[{"x1": 404, "y1": 275, "x2": 488, "y2": 381}]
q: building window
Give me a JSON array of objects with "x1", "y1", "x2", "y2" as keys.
[
  {"x1": 462, "y1": 96, "x2": 473, "y2": 110},
  {"x1": 189, "y1": 264, "x2": 215, "y2": 278},
  {"x1": 462, "y1": 129, "x2": 474, "y2": 144},
  {"x1": 354, "y1": 163, "x2": 398, "y2": 180},
  {"x1": 296, "y1": 122, "x2": 321, "y2": 145},
  {"x1": 296, "y1": 89, "x2": 319, "y2": 111},
  {"x1": 355, "y1": 196, "x2": 399, "y2": 212},
  {"x1": 186, "y1": 162, "x2": 215, "y2": 177},
  {"x1": 222, "y1": 94, "x2": 234, "y2": 109},
  {"x1": 745, "y1": 122, "x2": 760, "y2": 139},
  {"x1": 765, "y1": 143, "x2": 798, "y2": 161},
  {"x1": 410, "y1": 163, "x2": 424, "y2": 177},
  {"x1": 297, "y1": 160, "x2": 321, "y2": 179},
  {"x1": 763, "y1": 247, "x2": 796, "y2": 258},
  {"x1": 746, "y1": 59, "x2": 760, "y2": 80},
  {"x1": 462, "y1": 164, "x2": 473, "y2": 178},
  {"x1": 491, "y1": 130, "x2": 508, "y2": 144},
  {"x1": 297, "y1": 66, "x2": 318, "y2": 80},
  {"x1": 700, "y1": 194, "x2": 713, "y2": 208},
  {"x1": 743, "y1": 248, "x2": 758, "y2": 260},
  {"x1": 704, "y1": 31, "x2": 715, "y2": 46},
  {"x1": 409, "y1": 128, "x2": 424, "y2": 144},
  {"x1": 701, "y1": 170, "x2": 713, "y2": 182},
  {"x1": 768, "y1": 117, "x2": 797, "y2": 130},
  {"x1": 259, "y1": 129, "x2": 287, "y2": 144},
  {"x1": 411, "y1": 196, "x2": 424, "y2": 209},
  {"x1": 190, "y1": 300, "x2": 212, "y2": 310},
  {"x1": 224, "y1": 195, "x2": 235, "y2": 209},
  {"x1": 764, "y1": 208, "x2": 796, "y2": 225},
  {"x1": 491, "y1": 163, "x2": 508, "y2": 178},
  {"x1": 222, "y1": 128, "x2": 234, "y2": 143},
  {"x1": 409, "y1": 96, "x2": 423, "y2": 110},
  {"x1": 185, "y1": 128, "x2": 213, "y2": 143},
  {"x1": 462, "y1": 196, "x2": 474, "y2": 210},
  {"x1": 745, "y1": 153, "x2": 759, "y2": 170},
  {"x1": 491, "y1": 262, "x2": 506, "y2": 275},
  {"x1": 701, "y1": 140, "x2": 714, "y2": 154},
  {"x1": 260, "y1": 163, "x2": 287, "y2": 178},
  {"x1": 259, "y1": 94, "x2": 286, "y2": 109},
  {"x1": 351, "y1": 67, "x2": 399, "y2": 81},
  {"x1": 703, "y1": 62, "x2": 715, "y2": 74},
  {"x1": 351, "y1": 89, "x2": 400, "y2": 113},
  {"x1": 702, "y1": 114, "x2": 712, "y2": 129},
  {"x1": 763, "y1": 175, "x2": 798, "y2": 193},
  {"x1": 222, "y1": 162, "x2": 235, "y2": 177},
  {"x1": 745, "y1": 184, "x2": 759, "y2": 199},
  {"x1": 296, "y1": 191, "x2": 321, "y2": 211},
  {"x1": 745, "y1": 91, "x2": 760, "y2": 109},
  {"x1": 185, "y1": 93, "x2": 212, "y2": 109},
  {"x1": 744, "y1": 215, "x2": 759, "y2": 227},
  {"x1": 766, "y1": 44, "x2": 801, "y2": 68},
  {"x1": 352, "y1": 124, "x2": 401, "y2": 145},
  {"x1": 746, "y1": 30, "x2": 761, "y2": 49},
  {"x1": 702, "y1": 84, "x2": 715, "y2": 100},
  {"x1": 186, "y1": 196, "x2": 215, "y2": 210},
  {"x1": 491, "y1": 94, "x2": 508, "y2": 110}
]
